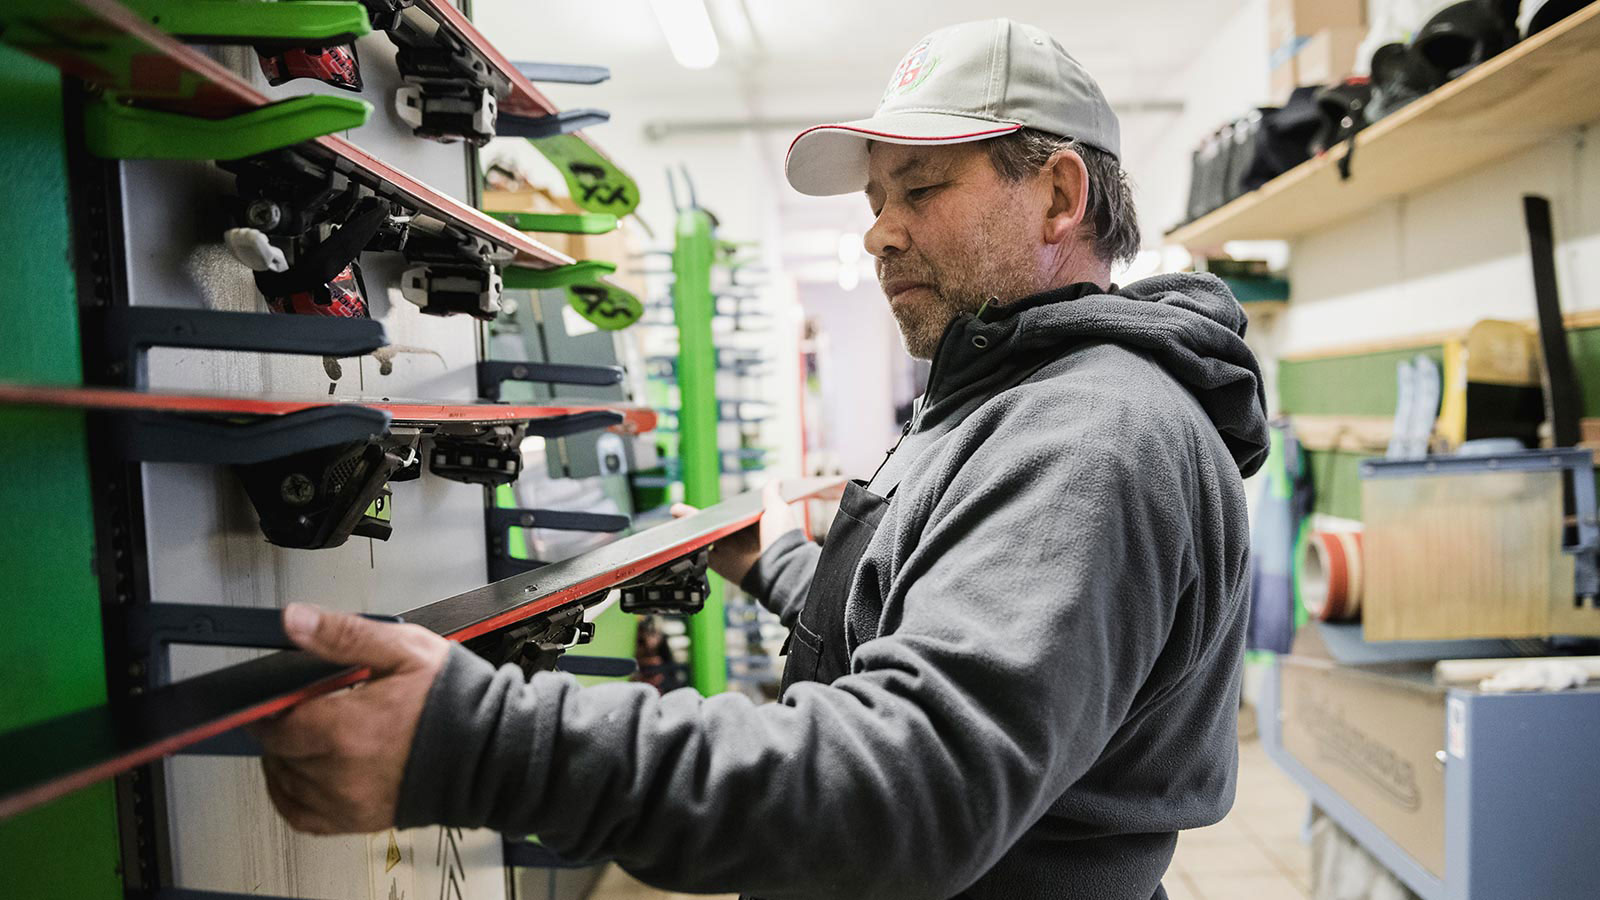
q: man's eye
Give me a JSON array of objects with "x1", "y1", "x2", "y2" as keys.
[{"x1": 906, "y1": 184, "x2": 939, "y2": 202}]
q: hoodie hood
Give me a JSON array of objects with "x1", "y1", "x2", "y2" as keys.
[{"x1": 920, "y1": 272, "x2": 1269, "y2": 477}]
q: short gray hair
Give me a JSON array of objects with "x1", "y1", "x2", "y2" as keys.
[{"x1": 984, "y1": 128, "x2": 1141, "y2": 267}]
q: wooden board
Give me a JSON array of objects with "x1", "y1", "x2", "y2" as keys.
[
  {"x1": 1169, "y1": 3, "x2": 1600, "y2": 248},
  {"x1": 1361, "y1": 468, "x2": 1600, "y2": 640}
]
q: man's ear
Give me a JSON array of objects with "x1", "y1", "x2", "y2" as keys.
[{"x1": 1043, "y1": 149, "x2": 1090, "y2": 246}]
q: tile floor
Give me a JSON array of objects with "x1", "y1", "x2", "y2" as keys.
[{"x1": 589, "y1": 735, "x2": 1312, "y2": 900}]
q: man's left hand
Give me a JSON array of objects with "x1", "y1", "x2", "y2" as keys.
[{"x1": 252, "y1": 603, "x2": 450, "y2": 834}]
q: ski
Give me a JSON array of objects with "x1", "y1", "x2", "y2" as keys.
[
  {"x1": 0, "y1": 383, "x2": 657, "y2": 433},
  {"x1": 0, "y1": 477, "x2": 845, "y2": 821},
  {"x1": 382, "y1": 0, "x2": 640, "y2": 216}
]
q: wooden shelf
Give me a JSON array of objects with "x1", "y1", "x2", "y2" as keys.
[{"x1": 1168, "y1": 4, "x2": 1600, "y2": 249}]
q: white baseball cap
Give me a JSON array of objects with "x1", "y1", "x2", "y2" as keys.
[{"x1": 785, "y1": 18, "x2": 1122, "y2": 197}]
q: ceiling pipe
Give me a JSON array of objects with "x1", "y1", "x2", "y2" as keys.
[{"x1": 641, "y1": 101, "x2": 1186, "y2": 142}]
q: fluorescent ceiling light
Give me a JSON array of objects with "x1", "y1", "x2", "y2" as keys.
[{"x1": 650, "y1": 0, "x2": 720, "y2": 70}]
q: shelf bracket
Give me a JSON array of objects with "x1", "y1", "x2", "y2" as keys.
[
  {"x1": 109, "y1": 405, "x2": 390, "y2": 466},
  {"x1": 124, "y1": 0, "x2": 372, "y2": 47},
  {"x1": 96, "y1": 306, "x2": 387, "y2": 389},
  {"x1": 554, "y1": 656, "x2": 637, "y2": 677},
  {"x1": 477, "y1": 359, "x2": 624, "y2": 400},
  {"x1": 512, "y1": 61, "x2": 611, "y2": 85},
  {"x1": 501, "y1": 838, "x2": 589, "y2": 869},
  {"x1": 487, "y1": 506, "x2": 630, "y2": 534},
  {"x1": 484, "y1": 506, "x2": 628, "y2": 583},
  {"x1": 85, "y1": 94, "x2": 371, "y2": 161},
  {"x1": 497, "y1": 108, "x2": 610, "y2": 140},
  {"x1": 501, "y1": 259, "x2": 617, "y2": 291},
  {"x1": 486, "y1": 210, "x2": 618, "y2": 235},
  {"x1": 128, "y1": 602, "x2": 402, "y2": 690},
  {"x1": 523, "y1": 410, "x2": 624, "y2": 438}
]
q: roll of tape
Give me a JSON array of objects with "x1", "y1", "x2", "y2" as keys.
[{"x1": 1301, "y1": 529, "x2": 1365, "y2": 622}]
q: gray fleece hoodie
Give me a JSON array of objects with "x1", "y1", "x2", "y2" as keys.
[{"x1": 398, "y1": 273, "x2": 1269, "y2": 900}]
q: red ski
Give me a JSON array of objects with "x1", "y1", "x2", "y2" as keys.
[
  {"x1": 0, "y1": 383, "x2": 657, "y2": 434},
  {"x1": 0, "y1": 477, "x2": 846, "y2": 821}
]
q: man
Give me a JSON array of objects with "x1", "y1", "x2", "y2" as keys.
[{"x1": 256, "y1": 18, "x2": 1268, "y2": 900}]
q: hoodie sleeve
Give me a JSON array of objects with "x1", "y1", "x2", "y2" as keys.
[
  {"x1": 396, "y1": 391, "x2": 1194, "y2": 900},
  {"x1": 738, "y1": 527, "x2": 821, "y2": 627}
]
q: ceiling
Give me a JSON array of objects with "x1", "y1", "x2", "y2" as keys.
[
  {"x1": 474, "y1": 1, "x2": 1254, "y2": 259},
  {"x1": 478, "y1": 1, "x2": 1252, "y2": 110}
]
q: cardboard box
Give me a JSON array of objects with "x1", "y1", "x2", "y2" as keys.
[
  {"x1": 1269, "y1": 54, "x2": 1300, "y2": 106},
  {"x1": 1279, "y1": 652, "x2": 1448, "y2": 877},
  {"x1": 1269, "y1": 0, "x2": 1366, "y2": 54},
  {"x1": 1361, "y1": 466, "x2": 1600, "y2": 641},
  {"x1": 1295, "y1": 26, "x2": 1368, "y2": 86},
  {"x1": 1269, "y1": 25, "x2": 1368, "y2": 103}
]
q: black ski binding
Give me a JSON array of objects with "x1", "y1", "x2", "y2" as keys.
[
  {"x1": 428, "y1": 427, "x2": 523, "y2": 485},
  {"x1": 235, "y1": 438, "x2": 408, "y2": 550},
  {"x1": 466, "y1": 606, "x2": 595, "y2": 677},
  {"x1": 617, "y1": 549, "x2": 710, "y2": 616}
]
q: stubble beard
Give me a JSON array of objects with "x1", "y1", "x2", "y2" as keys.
[{"x1": 877, "y1": 213, "x2": 1043, "y2": 360}]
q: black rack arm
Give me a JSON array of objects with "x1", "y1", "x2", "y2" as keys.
[{"x1": 477, "y1": 359, "x2": 624, "y2": 400}]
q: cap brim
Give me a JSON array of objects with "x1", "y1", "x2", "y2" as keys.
[{"x1": 784, "y1": 112, "x2": 1022, "y2": 197}]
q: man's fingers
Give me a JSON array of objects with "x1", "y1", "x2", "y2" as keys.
[
  {"x1": 283, "y1": 603, "x2": 421, "y2": 674},
  {"x1": 761, "y1": 480, "x2": 784, "y2": 511},
  {"x1": 252, "y1": 694, "x2": 346, "y2": 760},
  {"x1": 262, "y1": 757, "x2": 340, "y2": 835},
  {"x1": 669, "y1": 503, "x2": 698, "y2": 519}
]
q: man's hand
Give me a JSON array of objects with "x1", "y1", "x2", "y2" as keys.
[
  {"x1": 252, "y1": 603, "x2": 450, "y2": 835},
  {"x1": 671, "y1": 481, "x2": 798, "y2": 586}
]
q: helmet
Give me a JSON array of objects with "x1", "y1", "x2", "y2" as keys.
[
  {"x1": 1311, "y1": 78, "x2": 1375, "y2": 154},
  {"x1": 1520, "y1": 0, "x2": 1596, "y2": 36},
  {"x1": 1367, "y1": 42, "x2": 1444, "y2": 121},
  {"x1": 1413, "y1": 0, "x2": 1520, "y2": 79}
]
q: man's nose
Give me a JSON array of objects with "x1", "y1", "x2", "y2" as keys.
[{"x1": 864, "y1": 208, "x2": 907, "y2": 259}]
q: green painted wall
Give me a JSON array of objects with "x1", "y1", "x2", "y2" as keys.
[
  {"x1": 1278, "y1": 345, "x2": 1447, "y2": 418},
  {"x1": 0, "y1": 47, "x2": 123, "y2": 899}
]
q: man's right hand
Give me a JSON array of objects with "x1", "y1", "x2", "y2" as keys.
[{"x1": 671, "y1": 481, "x2": 798, "y2": 587}]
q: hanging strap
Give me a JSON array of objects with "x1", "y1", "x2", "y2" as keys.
[{"x1": 254, "y1": 196, "x2": 391, "y2": 297}]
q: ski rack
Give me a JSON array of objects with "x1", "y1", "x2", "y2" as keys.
[
  {"x1": 2, "y1": 0, "x2": 602, "y2": 322},
  {"x1": 0, "y1": 478, "x2": 845, "y2": 821}
]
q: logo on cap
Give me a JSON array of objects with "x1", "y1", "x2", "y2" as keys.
[{"x1": 881, "y1": 39, "x2": 939, "y2": 103}]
